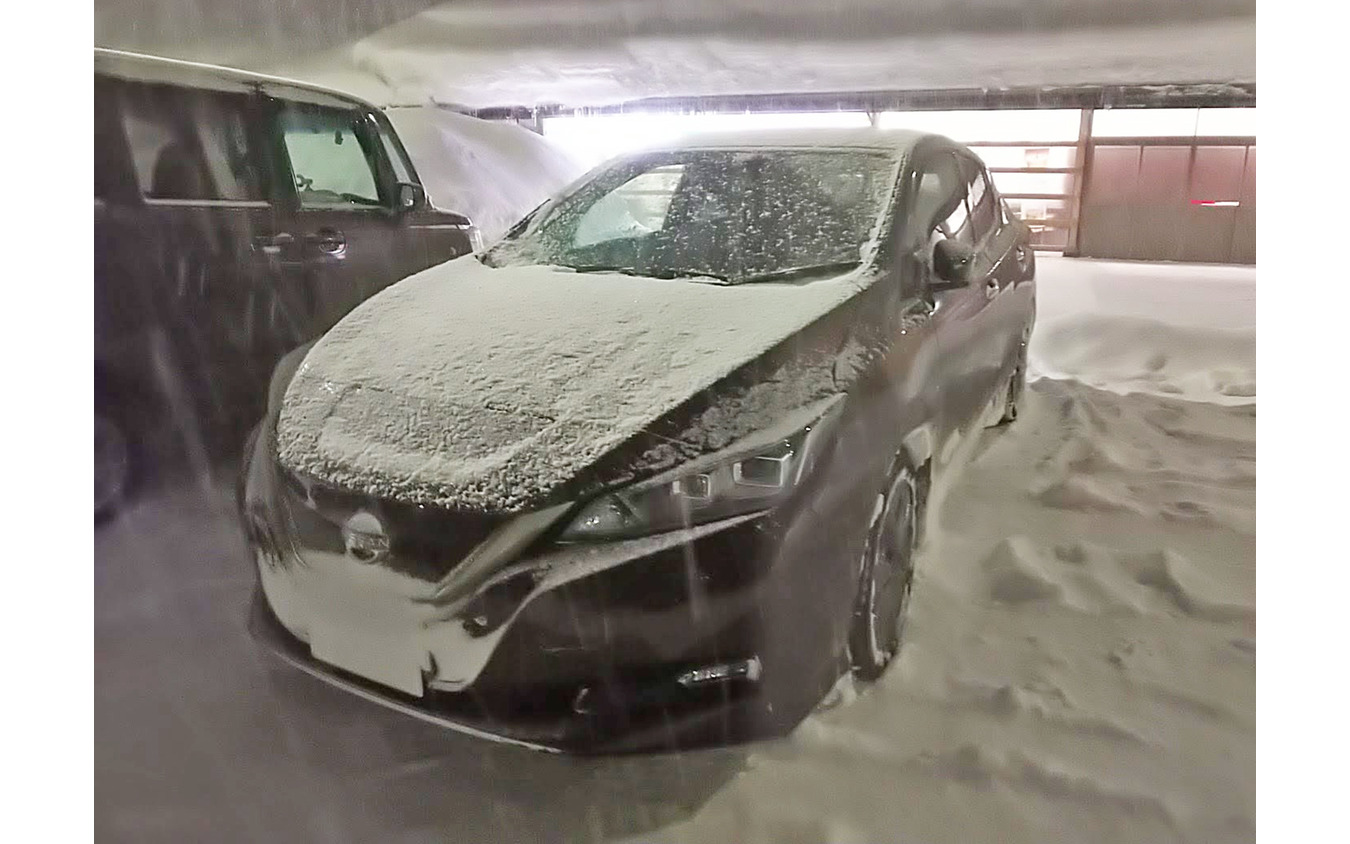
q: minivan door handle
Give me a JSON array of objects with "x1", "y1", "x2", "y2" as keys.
[
  {"x1": 985, "y1": 278, "x2": 999, "y2": 299},
  {"x1": 306, "y1": 228, "x2": 347, "y2": 256}
]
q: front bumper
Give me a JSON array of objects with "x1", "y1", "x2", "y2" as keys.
[
  {"x1": 238, "y1": 427, "x2": 830, "y2": 753},
  {"x1": 249, "y1": 588, "x2": 776, "y2": 754}
]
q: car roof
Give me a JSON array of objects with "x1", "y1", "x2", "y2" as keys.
[
  {"x1": 93, "y1": 47, "x2": 379, "y2": 111},
  {"x1": 644, "y1": 127, "x2": 935, "y2": 156}
]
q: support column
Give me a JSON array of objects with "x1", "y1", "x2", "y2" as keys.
[{"x1": 1064, "y1": 108, "x2": 1094, "y2": 257}]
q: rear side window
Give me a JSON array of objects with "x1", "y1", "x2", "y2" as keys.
[
  {"x1": 278, "y1": 103, "x2": 384, "y2": 209},
  {"x1": 117, "y1": 84, "x2": 265, "y2": 202}
]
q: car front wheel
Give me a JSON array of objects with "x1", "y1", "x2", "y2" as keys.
[{"x1": 849, "y1": 461, "x2": 920, "y2": 681}]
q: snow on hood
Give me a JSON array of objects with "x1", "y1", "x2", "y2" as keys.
[{"x1": 276, "y1": 256, "x2": 872, "y2": 512}]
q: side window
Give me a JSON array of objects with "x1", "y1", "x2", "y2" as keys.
[
  {"x1": 942, "y1": 190, "x2": 973, "y2": 245},
  {"x1": 278, "y1": 103, "x2": 383, "y2": 209},
  {"x1": 118, "y1": 84, "x2": 265, "y2": 202},
  {"x1": 573, "y1": 165, "x2": 686, "y2": 247},
  {"x1": 373, "y1": 116, "x2": 413, "y2": 185},
  {"x1": 909, "y1": 152, "x2": 969, "y2": 247},
  {"x1": 961, "y1": 155, "x2": 999, "y2": 243}
]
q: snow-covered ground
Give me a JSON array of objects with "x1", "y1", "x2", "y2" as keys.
[{"x1": 96, "y1": 257, "x2": 1254, "y2": 842}]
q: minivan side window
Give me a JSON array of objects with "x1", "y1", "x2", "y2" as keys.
[
  {"x1": 118, "y1": 84, "x2": 265, "y2": 203},
  {"x1": 278, "y1": 104, "x2": 383, "y2": 209},
  {"x1": 374, "y1": 117, "x2": 413, "y2": 185}
]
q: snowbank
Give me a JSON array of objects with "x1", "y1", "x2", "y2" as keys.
[
  {"x1": 385, "y1": 107, "x2": 583, "y2": 241},
  {"x1": 1030, "y1": 257, "x2": 1255, "y2": 404},
  {"x1": 1031, "y1": 316, "x2": 1255, "y2": 405}
]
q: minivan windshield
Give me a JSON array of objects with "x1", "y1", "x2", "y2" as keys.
[{"x1": 483, "y1": 148, "x2": 898, "y2": 283}]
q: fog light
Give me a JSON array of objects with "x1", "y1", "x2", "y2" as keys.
[{"x1": 677, "y1": 657, "x2": 762, "y2": 688}]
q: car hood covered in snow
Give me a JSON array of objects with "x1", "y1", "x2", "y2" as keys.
[{"x1": 275, "y1": 255, "x2": 875, "y2": 512}]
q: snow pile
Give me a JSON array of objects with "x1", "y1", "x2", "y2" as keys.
[
  {"x1": 276, "y1": 258, "x2": 875, "y2": 511},
  {"x1": 1030, "y1": 257, "x2": 1255, "y2": 404},
  {"x1": 265, "y1": 0, "x2": 1254, "y2": 108},
  {"x1": 1031, "y1": 316, "x2": 1255, "y2": 404},
  {"x1": 385, "y1": 107, "x2": 583, "y2": 242}
]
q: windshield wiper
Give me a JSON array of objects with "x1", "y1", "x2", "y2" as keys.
[
  {"x1": 568, "y1": 264, "x2": 647, "y2": 276},
  {"x1": 568, "y1": 265, "x2": 731, "y2": 283},
  {"x1": 650, "y1": 268, "x2": 730, "y2": 283},
  {"x1": 737, "y1": 260, "x2": 862, "y2": 284}
]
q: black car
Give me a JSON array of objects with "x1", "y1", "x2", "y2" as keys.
[
  {"x1": 95, "y1": 48, "x2": 479, "y2": 517},
  {"x1": 239, "y1": 128, "x2": 1037, "y2": 753}
]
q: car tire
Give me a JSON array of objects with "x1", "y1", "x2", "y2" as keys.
[
  {"x1": 95, "y1": 411, "x2": 134, "y2": 522},
  {"x1": 848, "y1": 460, "x2": 920, "y2": 681}
]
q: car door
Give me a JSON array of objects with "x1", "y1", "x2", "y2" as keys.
[
  {"x1": 955, "y1": 152, "x2": 1030, "y2": 396},
  {"x1": 367, "y1": 109, "x2": 479, "y2": 269},
  {"x1": 900, "y1": 147, "x2": 996, "y2": 452},
  {"x1": 873, "y1": 154, "x2": 947, "y2": 456},
  {"x1": 265, "y1": 91, "x2": 422, "y2": 334},
  {"x1": 101, "y1": 76, "x2": 291, "y2": 424}
]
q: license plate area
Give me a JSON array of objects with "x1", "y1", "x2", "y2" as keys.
[{"x1": 310, "y1": 622, "x2": 425, "y2": 698}]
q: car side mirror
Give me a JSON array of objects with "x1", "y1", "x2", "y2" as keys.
[
  {"x1": 396, "y1": 182, "x2": 426, "y2": 213},
  {"x1": 932, "y1": 238, "x2": 976, "y2": 289}
]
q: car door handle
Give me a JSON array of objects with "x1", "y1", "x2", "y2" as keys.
[
  {"x1": 253, "y1": 232, "x2": 295, "y2": 255},
  {"x1": 985, "y1": 278, "x2": 999, "y2": 299},
  {"x1": 306, "y1": 229, "x2": 347, "y2": 255}
]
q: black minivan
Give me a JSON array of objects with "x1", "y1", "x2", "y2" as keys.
[{"x1": 95, "y1": 49, "x2": 479, "y2": 517}]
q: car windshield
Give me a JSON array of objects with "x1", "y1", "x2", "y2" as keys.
[{"x1": 483, "y1": 149, "x2": 898, "y2": 283}]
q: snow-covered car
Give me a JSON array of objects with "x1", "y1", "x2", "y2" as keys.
[{"x1": 239, "y1": 128, "x2": 1037, "y2": 752}]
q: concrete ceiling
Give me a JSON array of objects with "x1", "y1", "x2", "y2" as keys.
[{"x1": 95, "y1": 1, "x2": 1256, "y2": 109}]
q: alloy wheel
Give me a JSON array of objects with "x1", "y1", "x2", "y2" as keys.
[{"x1": 852, "y1": 466, "x2": 918, "y2": 679}]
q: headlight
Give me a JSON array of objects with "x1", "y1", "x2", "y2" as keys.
[{"x1": 559, "y1": 398, "x2": 843, "y2": 542}]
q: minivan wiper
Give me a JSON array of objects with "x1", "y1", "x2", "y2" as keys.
[{"x1": 738, "y1": 260, "x2": 862, "y2": 284}]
